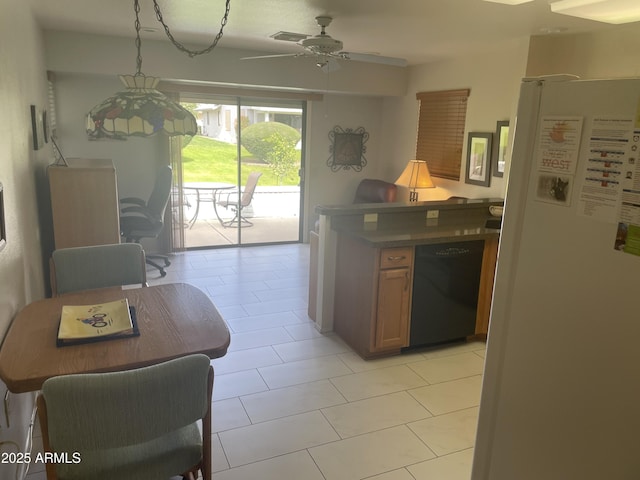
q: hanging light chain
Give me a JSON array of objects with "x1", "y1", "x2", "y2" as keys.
[
  {"x1": 152, "y1": 0, "x2": 231, "y2": 58},
  {"x1": 134, "y1": 0, "x2": 143, "y2": 74}
]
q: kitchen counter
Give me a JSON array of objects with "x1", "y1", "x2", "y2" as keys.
[
  {"x1": 315, "y1": 197, "x2": 504, "y2": 217},
  {"x1": 310, "y1": 197, "x2": 503, "y2": 333},
  {"x1": 334, "y1": 224, "x2": 500, "y2": 248}
]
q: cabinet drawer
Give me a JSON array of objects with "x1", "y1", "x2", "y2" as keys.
[{"x1": 379, "y1": 247, "x2": 412, "y2": 269}]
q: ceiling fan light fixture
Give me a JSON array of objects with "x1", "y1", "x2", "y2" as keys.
[
  {"x1": 301, "y1": 35, "x2": 343, "y2": 54},
  {"x1": 550, "y1": 0, "x2": 640, "y2": 24},
  {"x1": 301, "y1": 15, "x2": 343, "y2": 54}
]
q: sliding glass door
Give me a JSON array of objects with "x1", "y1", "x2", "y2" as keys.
[{"x1": 176, "y1": 95, "x2": 305, "y2": 248}]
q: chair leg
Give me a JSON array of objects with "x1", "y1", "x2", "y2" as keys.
[
  {"x1": 181, "y1": 463, "x2": 203, "y2": 480},
  {"x1": 221, "y1": 207, "x2": 254, "y2": 228},
  {"x1": 123, "y1": 238, "x2": 171, "y2": 276},
  {"x1": 145, "y1": 256, "x2": 170, "y2": 277}
]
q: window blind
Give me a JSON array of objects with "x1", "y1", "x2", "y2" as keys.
[{"x1": 415, "y1": 89, "x2": 470, "y2": 181}]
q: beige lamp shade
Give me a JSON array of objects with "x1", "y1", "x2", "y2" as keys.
[{"x1": 396, "y1": 160, "x2": 435, "y2": 201}]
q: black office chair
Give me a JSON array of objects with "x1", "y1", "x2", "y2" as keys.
[{"x1": 120, "y1": 165, "x2": 173, "y2": 277}]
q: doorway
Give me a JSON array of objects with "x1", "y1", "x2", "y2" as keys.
[{"x1": 176, "y1": 95, "x2": 305, "y2": 248}]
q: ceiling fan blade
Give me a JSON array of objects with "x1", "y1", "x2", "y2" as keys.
[
  {"x1": 339, "y1": 52, "x2": 408, "y2": 67},
  {"x1": 241, "y1": 53, "x2": 300, "y2": 61}
]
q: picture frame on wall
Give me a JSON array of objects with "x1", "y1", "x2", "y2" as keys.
[
  {"x1": 327, "y1": 125, "x2": 369, "y2": 172},
  {"x1": 492, "y1": 120, "x2": 509, "y2": 178},
  {"x1": 42, "y1": 110, "x2": 50, "y2": 144},
  {"x1": 465, "y1": 132, "x2": 492, "y2": 187},
  {"x1": 30, "y1": 105, "x2": 45, "y2": 151}
]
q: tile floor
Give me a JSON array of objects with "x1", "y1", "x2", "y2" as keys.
[{"x1": 26, "y1": 243, "x2": 486, "y2": 480}]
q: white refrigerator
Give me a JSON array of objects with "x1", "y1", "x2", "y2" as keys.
[{"x1": 473, "y1": 77, "x2": 640, "y2": 480}]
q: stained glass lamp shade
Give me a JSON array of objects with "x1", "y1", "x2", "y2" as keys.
[{"x1": 87, "y1": 74, "x2": 197, "y2": 139}]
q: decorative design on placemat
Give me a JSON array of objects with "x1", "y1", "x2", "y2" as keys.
[{"x1": 327, "y1": 126, "x2": 368, "y2": 172}]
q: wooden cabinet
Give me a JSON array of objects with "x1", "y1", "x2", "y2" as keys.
[
  {"x1": 334, "y1": 232, "x2": 499, "y2": 358},
  {"x1": 49, "y1": 158, "x2": 120, "y2": 249},
  {"x1": 375, "y1": 257, "x2": 411, "y2": 350},
  {"x1": 474, "y1": 236, "x2": 499, "y2": 338},
  {"x1": 333, "y1": 236, "x2": 413, "y2": 358}
]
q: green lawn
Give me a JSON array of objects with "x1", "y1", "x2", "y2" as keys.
[{"x1": 181, "y1": 135, "x2": 300, "y2": 185}]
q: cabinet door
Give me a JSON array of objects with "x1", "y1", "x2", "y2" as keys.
[
  {"x1": 374, "y1": 267, "x2": 411, "y2": 351},
  {"x1": 475, "y1": 237, "x2": 499, "y2": 337},
  {"x1": 49, "y1": 160, "x2": 120, "y2": 249}
]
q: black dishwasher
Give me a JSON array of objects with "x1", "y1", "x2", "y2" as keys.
[{"x1": 408, "y1": 240, "x2": 484, "y2": 348}]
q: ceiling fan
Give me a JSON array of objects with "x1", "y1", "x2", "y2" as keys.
[{"x1": 242, "y1": 16, "x2": 408, "y2": 69}]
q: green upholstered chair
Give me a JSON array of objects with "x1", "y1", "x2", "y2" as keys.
[
  {"x1": 49, "y1": 243, "x2": 148, "y2": 296},
  {"x1": 37, "y1": 354, "x2": 213, "y2": 480}
]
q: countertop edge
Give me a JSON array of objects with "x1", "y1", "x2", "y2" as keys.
[
  {"x1": 335, "y1": 226, "x2": 500, "y2": 248},
  {"x1": 316, "y1": 198, "x2": 504, "y2": 216}
]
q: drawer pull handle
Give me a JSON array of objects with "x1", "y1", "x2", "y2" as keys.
[{"x1": 387, "y1": 255, "x2": 406, "y2": 261}]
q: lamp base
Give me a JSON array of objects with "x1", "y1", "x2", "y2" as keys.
[{"x1": 409, "y1": 191, "x2": 419, "y2": 202}]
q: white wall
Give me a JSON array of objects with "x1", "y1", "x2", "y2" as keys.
[
  {"x1": 305, "y1": 94, "x2": 386, "y2": 230},
  {"x1": 45, "y1": 31, "x2": 397, "y2": 241},
  {"x1": 51, "y1": 72, "x2": 388, "y2": 241},
  {"x1": 381, "y1": 38, "x2": 530, "y2": 201},
  {"x1": 0, "y1": 0, "x2": 50, "y2": 334},
  {"x1": 54, "y1": 73, "x2": 165, "y2": 201},
  {"x1": 46, "y1": 31, "x2": 533, "y2": 237},
  {"x1": 527, "y1": 23, "x2": 640, "y2": 79},
  {"x1": 0, "y1": 0, "x2": 50, "y2": 476},
  {"x1": 44, "y1": 31, "x2": 408, "y2": 98}
]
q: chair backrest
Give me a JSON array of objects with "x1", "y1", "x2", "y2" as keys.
[
  {"x1": 353, "y1": 179, "x2": 398, "y2": 203},
  {"x1": 146, "y1": 165, "x2": 173, "y2": 222},
  {"x1": 50, "y1": 243, "x2": 147, "y2": 296},
  {"x1": 240, "y1": 171, "x2": 263, "y2": 207},
  {"x1": 37, "y1": 355, "x2": 213, "y2": 477},
  {"x1": 39, "y1": 355, "x2": 211, "y2": 450}
]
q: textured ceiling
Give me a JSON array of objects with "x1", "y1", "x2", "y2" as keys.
[{"x1": 28, "y1": 0, "x2": 618, "y2": 65}]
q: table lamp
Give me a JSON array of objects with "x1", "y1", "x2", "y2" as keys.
[{"x1": 395, "y1": 159, "x2": 435, "y2": 201}]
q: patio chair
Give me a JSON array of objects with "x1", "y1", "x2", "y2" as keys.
[{"x1": 217, "y1": 172, "x2": 262, "y2": 228}]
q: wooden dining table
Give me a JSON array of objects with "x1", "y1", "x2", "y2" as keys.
[{"x1": 0, "y1": 283, "x2": 230, "y2": 393}]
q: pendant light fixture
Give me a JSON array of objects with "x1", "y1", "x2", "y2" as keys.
[{"x1": 87, "y1": 0, "x2": 231, "y2": 139}]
